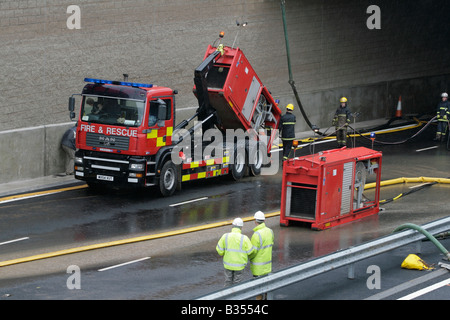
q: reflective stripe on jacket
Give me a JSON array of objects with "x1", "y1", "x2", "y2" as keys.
[
  {"x1": 333, "y1": 105, "x2": 353, "y2": 126},
  {"x1": 279, "y1": 112, "x2": 296, "y2": 140},
  {"x1": 216, "y1": 227, "x2": 255, "y2": 271},
  {"x1": 437, "y1": 100, "x2": 450, "y2": 121},
  {"x1": 250, "y1": 223, "x2": 274, "y2": 276}
]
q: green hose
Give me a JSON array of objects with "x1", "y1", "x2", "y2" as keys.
[
  {"x1": 280, "y1": 0, "x2": 293, "y2": 82},
  {"x1": 280, "y1": 0, "x2": 316, "y2": 132},
  {"x1": 394, "y1": 223, "x2": 450, "y2": 260}
]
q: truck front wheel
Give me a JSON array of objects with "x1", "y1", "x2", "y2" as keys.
[{"x1": 159, "y1": 160, "x2": 177, "y2": 196}]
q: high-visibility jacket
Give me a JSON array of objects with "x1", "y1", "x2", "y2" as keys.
[
  {"x1": 250, "y1": 223, "x2": 274, "y2": 276},
  {"x1": 216, "y1": 227, "x2": 256, "y2": 271}
]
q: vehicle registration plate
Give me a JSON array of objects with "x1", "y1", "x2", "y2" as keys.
[{"x1": 97, "y1": 174, "x2": 114, "y2": 182}]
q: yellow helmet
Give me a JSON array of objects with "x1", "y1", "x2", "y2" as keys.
[
  {"x1": 340, "y1": 97, "x2": 348, "y2": 103},
  {"x1": 286, "y1": 103, "x2": 294, "y2": 111}
]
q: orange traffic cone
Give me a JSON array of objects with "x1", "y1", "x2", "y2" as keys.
[{"x1": 395, "y1": 96, "x2": 402, "y2": 118}]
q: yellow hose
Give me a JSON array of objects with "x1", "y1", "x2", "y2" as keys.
[
  {"x1": 295, "y1": 118, "x2": 427, "y2": 144},
  {"x1": 365, "y1": 177, "x2": 450, "y2": 190}
]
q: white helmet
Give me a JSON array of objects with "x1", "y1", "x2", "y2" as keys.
[
  {"x1": 232, "y1": 218, "x2": 244, "y2": 227},
  {"x1": 441, "y1": 92, "x2": 448, "y2": 98},
  {"x1": 254, "y1": 211, "x2": 265, "y2": 221}
]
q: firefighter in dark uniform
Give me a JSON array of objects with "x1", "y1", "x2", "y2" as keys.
[
  {"x1": 332, "y1": 97, "x2": 353, "y2": 147},
  {"x1": 434, "y1": 92, "x2": 450, "y2": 142},
  {"x1": 279, "y1": 104, "x2": 296, "y2": 160}
]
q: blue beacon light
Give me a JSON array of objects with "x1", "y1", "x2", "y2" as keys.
[
  {"x1": 370, "y1": 132, "x2": 376, "y2": 149},
  {"x1": 84, "y1": 78, "x2": 153, "y2": 88}
]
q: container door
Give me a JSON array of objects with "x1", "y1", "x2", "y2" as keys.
[
  {"x1": 340, "y1": 161, "x2": 354, "y2": 215},
  {"x1": 320, "y1": 164, "x2": 343, "y2": 219},
  {"x1": 242, "y1": 76, "x2": 261, "y2": 122}
]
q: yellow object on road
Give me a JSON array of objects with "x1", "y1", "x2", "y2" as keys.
[{"x1": 401, "y1": 254, "x2": 433, "y2": 270}]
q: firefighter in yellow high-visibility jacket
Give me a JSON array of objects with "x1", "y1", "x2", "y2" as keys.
[
  {"x1": 249, "y1": 211, "x2": 274, "y2": 299},
  {"x1": 216, "y1": 218, "x2": 256, "y2": 286}
]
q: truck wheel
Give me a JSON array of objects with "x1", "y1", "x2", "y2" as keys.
[
  {"x1": 159, "y1": 160, "x2": 177, "y2": 196},
  {"x1": 230, "y1": 146, "x2": 246, "y2": 181},
  {"x1": 249, "y1": 142, "x2": 266, "y2": 176}
]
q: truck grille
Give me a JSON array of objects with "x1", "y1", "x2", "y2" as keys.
[
  {"x1": 84, "y1": 155, "x2": 129, "y2": 174},
  {"x1": 86, "y1": 132, "x2": 129, "y2": 150}
]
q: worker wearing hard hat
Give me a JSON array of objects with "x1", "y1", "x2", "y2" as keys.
[
  {"x1": 434, "y1": 92, "x2": 450, "y2": 142},
  {"x1": 279, "y1": 104, "x2": 296, "y2": 160},
  {"x1": 250, "y1": 211, "x2": 274, "y2": 299},
  {"x1": 216, "y1": 218, "x2": 256, "y2": 286},
  {"x1": 250, "y1": 211, "x2": 274, "y2": 274},
  {"x1": 332, "y1": 97, "x2": 353, "y2": 147}
]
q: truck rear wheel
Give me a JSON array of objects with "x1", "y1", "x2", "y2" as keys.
[
  {"x1": 159, "y1": 160, "x2": 177, "y2": 196},
  {"x1": 249, "y1": 142, "x2": 266, "y2": 176},
  {"x1": 230, "y1": 146, "x2": 246, "y2": 181}
]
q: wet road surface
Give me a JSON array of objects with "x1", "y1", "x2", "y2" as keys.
[{"x1": 0, "y1": 120, "x2": 449, "y2": 300}]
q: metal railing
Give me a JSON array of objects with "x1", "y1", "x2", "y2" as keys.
[{"x1": 197, "y1": 216, "x2": 450, "y2": 300}]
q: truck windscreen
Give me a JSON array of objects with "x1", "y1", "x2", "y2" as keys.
[{"x1": 80, "y1": 84, "x2": 146, "y2": 127}]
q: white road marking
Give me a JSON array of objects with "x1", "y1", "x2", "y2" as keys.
[
  {"x1": 0, "y1": 193, "x2": 55, "y2": 204},
  {"x1": 409, "y1": 182, "x2": 433, "y2": 189},
  {"x1": 169, "y1": 197, "x2": 208, "y2": 207},
  {"x1": 397, "y1": 278, "x2": 450, "y2": 300},
  {"x1": 0, "y1": 237, "x2": 29, "y2": 246},
  {"x1": 98, "y1": 257, "x2": 151, "y2": 272},
  {"x1": 415, "y1": 146, "x2": 438, "y2": 152}
]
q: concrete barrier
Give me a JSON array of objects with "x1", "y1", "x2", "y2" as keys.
[{"x1": 0, "y1": 122, "x2": 75, "y2": 185}]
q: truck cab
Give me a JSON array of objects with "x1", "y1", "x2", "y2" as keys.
[{"x1": 72, "y1": 78, "x2": 177, "y2": 189}]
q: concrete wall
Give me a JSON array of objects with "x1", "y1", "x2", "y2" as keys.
[
  {"x1": 0, "y1": 122, "x2": 74, "y2": 183},
  {"x1": 1, "y1": 0, "x2": 450, "y2": 184},
  {"x1": 290, "y1": 73, "x2": 450, "y2": 132}
]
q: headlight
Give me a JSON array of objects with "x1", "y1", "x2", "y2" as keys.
[
  {"x1": 129, "y1": 172, "x2": 143, "y2": 178},
  {"x1": 75, "y1": 157, "x2": 83, "y2": 164},
  {"x1": 130, "y1": 163, "x2": 145, "y2": 171}
]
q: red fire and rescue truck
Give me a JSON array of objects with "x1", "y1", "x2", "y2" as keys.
[{"x1": 68, "y1": 39, "x2": 282, "y2": 196}]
